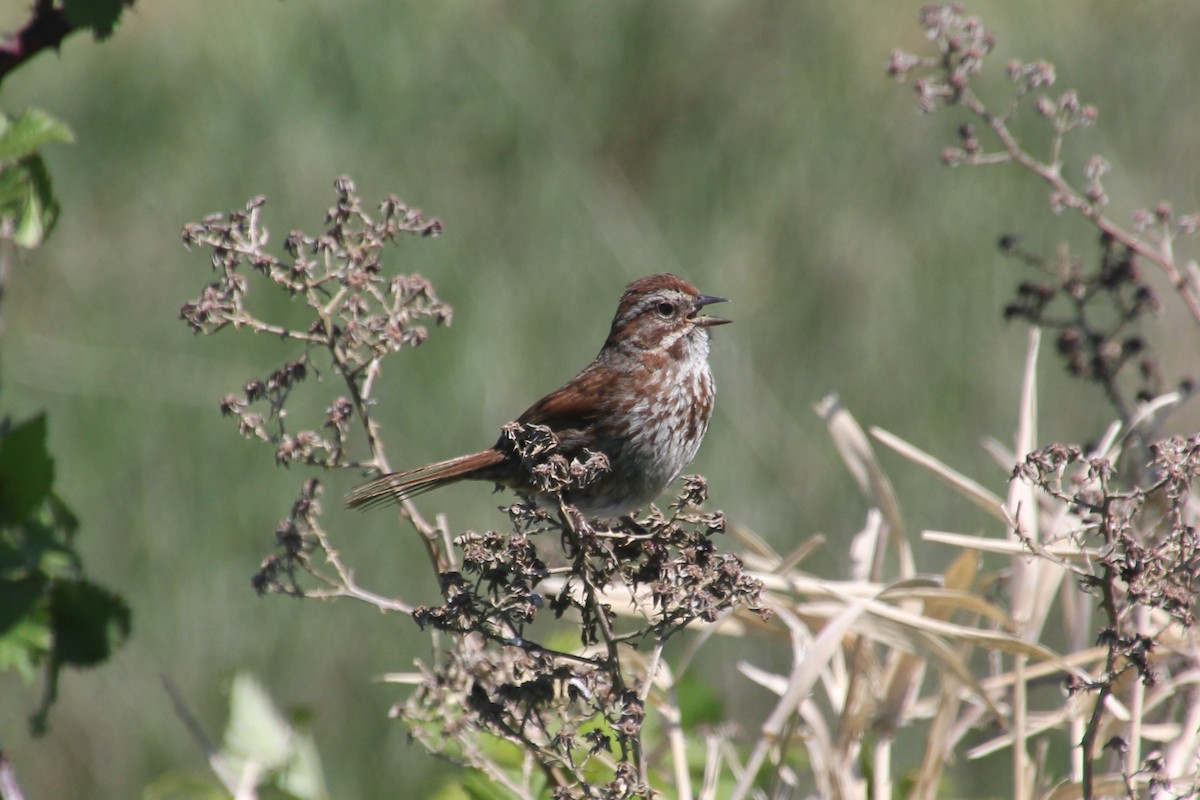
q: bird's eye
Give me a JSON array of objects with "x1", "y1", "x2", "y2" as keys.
[{"x1": 656, "y1": 302, "x2": 675, "y2": 317}]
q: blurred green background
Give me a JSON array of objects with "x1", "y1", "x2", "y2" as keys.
[{"x1": 2, "y1": 1, "x2": 1199, "y2": 796}]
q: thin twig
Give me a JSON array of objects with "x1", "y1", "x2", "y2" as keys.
[{"x1": 958, "y1": 87, "x2": 1200, "y2": 323}]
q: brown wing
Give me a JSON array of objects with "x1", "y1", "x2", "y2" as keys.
[{"x1": 514, "y1": 365, "x2": 612, "y2": 454}]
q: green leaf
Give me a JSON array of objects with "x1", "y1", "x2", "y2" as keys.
[
  {"x1": 47, "y1": 491, "x2": 80, "y2": 538},
  {"x1": 0, "y1": 155, "x2": 61, "y2": 248},
  {"x1": 0, "y1": 109, "x2": 74, "y2": 162},
  {"x1": 428, "y1": 781, "x2": 473, "y2": 800},
  {"x1": 0, "y1": 520, "x2": 81, "y2": 579},
  {"x1": 0, "y1": 576, "x2": 51, "y2": 680},
  {"x1": 0, "y1": 413, "x2": 54, "y2": 525},
  {"x1": 0, "y1": 574, "x2": 46, "y2": 634},
  {"x1": 461, "y1": 771, "x2": 521, "y2": 800},
  {"x1": 0, "y1": 110, "x2": 72, "y2": 248},
  {"x1": 62, "y1": 0, "x2": 128, "y2": 40},
  {"x1": 142, "y1": 773, "x2": 231, "y2": 800},
  {"x1": 276, "y1": 731, "x2": 328, "y2": 800},
  {"x1": 221, "y1": 672, "x2": 329, "y2": 800},
  {"x1": 48, "y1": 578, "x2": 132, "y2": 667},
  {"x1": 476, "y1": 732, "x2": 526, "y2": 769},
  {"x1": 223, "y1": 672, "x2": 296, "y2": 770}
]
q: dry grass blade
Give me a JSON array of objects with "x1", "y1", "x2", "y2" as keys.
[
  {"x1": 636, "y1": 655, "x2": 693, "y2": 800},
  {"x1": 1009, "y1": 327, "x2": 1048, "y2": 631},
  {"x1": 727, "y1": 521, "x2": 784, "y2": 564},
  {"x1": 820, "y1": 584, "x2": 1080, "y2": 671},
  {"x1": 698, "y1": 730, "x2": 724, "y2": 800},
  {"x1": 1012, "y1": 327, "x2": 1041, "y2": 472},
  {"x1": 1124, "y1": 389, "x2": 1186, "y2": 439},
  {"x1": 730, "y1": 596, "x2": 870, "y2": 800},
  {"x1": 815, "y1": 587, "x2": 1009, "y2": 722},
  {"x1": 879, "y1": 585, "x2": 1016, "y2": 629},
  {"x1": 737, "y1": 661, "x2": 790, "y2": 696},
  {"x1": 1163, "y1": 692, "x2": 1200, "y2": 780},
  {"x1": 973, "y1": 646, "x2": 1111, "y2": 695},
  {"x1": 795, "y1": 703, "x2": 843, "y2": 799},
  {"x1": 967, "y1": 703, "x2": 1091, "y2": 759},
  {"x1": 1088, "y1": 420, "x2": 1125, "y2": 461},
  {"x1": 981, "y1": 434, "x2": 1016, "y2": 471},
  {"x1": 910, "y1": 679, "x2": 966, "y2": 800},
  {"x1": 747, "y1": 571, "x2": 887, "y2": 599},
  {"x1": 848, "y1": 509, "x2": 885, "y2": 581},
  {"x1": 922, "y1": 530, "x2": 1099, "y2": 560},
  {"x1": 377, "y1": 672, "x2": 424, "y2": 685},
  {"x1": 870, "y1": 426, "x2": 1008, "y2": 524},
  {"x1": 816, "y1": 395, "x2": 909, "y2": 562},
  {"x1": 774, "y1": 533, "x2": 827, "y2": 573}
]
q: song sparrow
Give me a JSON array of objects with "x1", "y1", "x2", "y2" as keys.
[{"x1": 345, "y1": 273, "x2": 730, "y2": 517}]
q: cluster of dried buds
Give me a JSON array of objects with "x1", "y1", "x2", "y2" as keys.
[
  {"x1": 180, "y1": 178, "x2": 452, "y2": 468},
  {"x1": 999, "y1": 234, "x2": 1179, "y2": 410},
  {"x1": 402, "y1": 427, "x2": 765, "y2": 797},
  {"x1": 1015, "y1": 436, "x2": 1200, "y2": 662}
]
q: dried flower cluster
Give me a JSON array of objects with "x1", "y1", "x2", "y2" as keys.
[
  {"x1": 404, "y1": 459, "x2": 764, "y2": 798},
  {"x1": 182, "y1": 178, "x2": 450, "y2": 472},
  {"x1": 251, "y1": 477, "x2": 323, "y2": 597},
  {"x1": 997, "y1": 233, "x2": 1188, "y2": 423},
  {"x1": 1014, "y1": 438, "x2": 1200, "y2": 796},
  {"x1": 1016, "y1": 439, "x2": 1200, "y2": 634}
]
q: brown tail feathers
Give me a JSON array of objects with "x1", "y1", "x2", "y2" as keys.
[{"x1": 344, "y1": 449, "x2": 507, "y2": 510}]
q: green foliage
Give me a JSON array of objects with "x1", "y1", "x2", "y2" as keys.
[
  {"x1": 0, "y1": 9, "x2": 127, "y2": 747},
  {"x1": 222, "y1": 672, "x2": 326, "y2": 798},
  {"x1": 0, "y1": 109, "x2": 73, "y2": 248},
  {"x1": 145, "y1": 672, "x2": 329, "y2": 800},
  {"x1": 0, "y1": 410, "x2": 130, "y2": 732},
  {"x1": 47, "y1": 578, "x2": 130, "y2": 667},
  {"x1": 461, "y1": 772, "x2": 523, "y2": 800},
  {"x1": 62, "y1": 0, "x2": 128, "y2": 40},
  {"x1": 0, "y1": 412, "x2": 55, "y2": 525},
  {"x1": 139, "y1": 773, "x2": 232, "y2": 800},
  {"x1": 0, "y1": 109, "x2": 74, "y2": 162}
]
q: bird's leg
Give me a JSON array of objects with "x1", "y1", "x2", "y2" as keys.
[{"x1": 565, "y1": 504, "x2": 595, "y2": 539}]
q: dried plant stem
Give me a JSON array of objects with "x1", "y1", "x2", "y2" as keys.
[
  {"x1": 698, "y1": 732, "x2": 723, "y2": 800},
  {"x1": 1080, "y1": 680, "x2": 1114, "y2": 800},
  {"x1": 565, "y1": 516, "x2": 642, "y2": 774},
  {"x1": 955, "y1": 86, "x2": 1200, "y2": 324},
  {"x1": 647, "y1": 658, "x2": 693, "y2": 800},
  {"x1": 230, "y1": 314, "x2": 325, "y2": 343},
  {"x1": 635, "y1": 640, "x2": 692, "y2": 795},
  {"x1": 305, "y1": 513, "x2": 413, "y2": 613},
  {"x1": 1013, "y1": 653, "x2": 1029, "y2": 800},
  {"x1": 0, "y1": 751, "x2": 24, "y2": 800},
  {"x1": 458, "y1": 737, "x2": 539, "y2": 800},
  {"x1": 871, "y1": 738, "x2": 891, "y2": 800}
]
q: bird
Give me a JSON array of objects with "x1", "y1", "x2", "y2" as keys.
[{"x1": 345, "y1": 273, "x2": 730, "y2": 518}]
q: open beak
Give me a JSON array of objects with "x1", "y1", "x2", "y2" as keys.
[{"x1": 690, "y1": 293, "x2": 731, "y2": 327}]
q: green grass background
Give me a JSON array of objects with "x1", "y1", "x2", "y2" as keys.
[{"x1": 2, "y1": 1, "x2": 1199, "y2": 796}]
